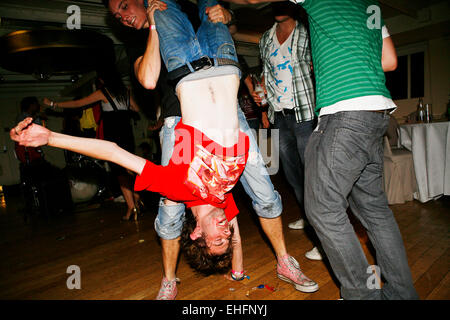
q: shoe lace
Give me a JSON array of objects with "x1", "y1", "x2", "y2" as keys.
[
  {"x1": 282, "y1": 256, "x2": 309, "y2": 282},
  {"x1": 157, "y1": 277, "x2": 180, "y2": 299}
]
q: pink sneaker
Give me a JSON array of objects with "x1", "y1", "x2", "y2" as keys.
[
  {"x1": 155, "y1": 277, "x2": 179, "y2": 300},
  {"x1": 277, "y1": 255, "x2": 319, "y2": 293}
]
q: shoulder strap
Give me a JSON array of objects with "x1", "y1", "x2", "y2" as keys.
[{"x1": 100, "y1": 87, "x2": 119, "y2": 112}]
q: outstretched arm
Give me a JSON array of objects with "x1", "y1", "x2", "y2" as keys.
[
  {"x1": 134, "y1": 1, "x2": 167, "y2": 89},
  {"x1": 43, "y1": 90, "x2": 105, "y2": 109},
  {"x1": 11, "y1": 118, "x2": 146, "y2": 175}
]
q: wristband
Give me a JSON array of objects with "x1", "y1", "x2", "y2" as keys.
[
  {"x1": 150, "y1": 25, "x2": 156, "y2": 30},
  {"x1": 231, "y1": 270, "x2": 248, "y2": 281},
  {"x1": 50, "y1": 101, "x2": 54, "y2": 107}
]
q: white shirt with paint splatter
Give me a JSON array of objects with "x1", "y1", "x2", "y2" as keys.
[{"x1": 268, "y1": 27, "x2": 295, "y2": 112}]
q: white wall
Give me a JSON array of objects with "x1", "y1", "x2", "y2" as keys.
[
  {"x1": 385, "y1": 1, "x2": 450, "y2": 122},
  {"x1": 390, "y1": 36, "x2": 450, "y2": 122}
]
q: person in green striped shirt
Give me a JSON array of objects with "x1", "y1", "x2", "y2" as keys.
[{"x1": 226, "y1": 0, "x2": 418, "y2": 300}]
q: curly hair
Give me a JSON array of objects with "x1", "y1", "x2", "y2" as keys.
[{"x1": 180, "y1": 209, "x2": 234, "y2": 276}]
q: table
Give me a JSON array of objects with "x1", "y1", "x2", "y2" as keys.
[{"x1": 399, "y1": 121, "x2": 450, "y2": 203}]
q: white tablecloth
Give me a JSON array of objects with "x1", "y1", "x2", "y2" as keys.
[{"x1": 399, "y1": 121, "x2": 450, "y2": 203}]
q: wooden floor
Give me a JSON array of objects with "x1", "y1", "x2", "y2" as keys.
[{"x1": 0, "y1": 173, "x2": 449, "y2": 300}]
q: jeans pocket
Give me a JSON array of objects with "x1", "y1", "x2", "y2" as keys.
[
  {"x1": 166, "y1": 56, "x2": 187, "y2": 72},
  {"x1": 216, "y1": 42, "x2": 237, "y2": 60},
  {"x1": 331, "y1": 127, "x2": 367, "y2": 173}
]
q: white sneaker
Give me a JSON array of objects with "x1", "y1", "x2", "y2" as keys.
[
  {"x1": 305, "y1": 247, "x2": 323, "y2": 261},
  {"x1": 288, "y1": 218, "x2": 305, "y2": 230},
  {"x1": 113, "y1": 195, "x2": 125, "y2": 203}
]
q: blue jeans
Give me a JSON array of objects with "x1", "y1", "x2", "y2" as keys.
[
  {"x1": 154, "y1": 0, "x2": 238, "y2": 73},
  {"x1": 155, "y1": 110, "x2": 283, "y2": 239},
  {"x1": 304, "y1": 111, "x2": 418, "y2": 300},
  {"x1": 273, "y1": 113, "x2": 314, "y2": 209}
]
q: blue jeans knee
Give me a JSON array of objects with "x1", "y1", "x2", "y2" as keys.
[
  {"x1": 238, "y1": 109, "x2": 283, "y2": 218},
  {"x1": 154, "y1": 199, "x2": 185, "y2": 239}
]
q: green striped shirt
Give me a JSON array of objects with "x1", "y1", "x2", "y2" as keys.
[{"x1": 292, "y1": 0, "x2": 393, "y2": 113}]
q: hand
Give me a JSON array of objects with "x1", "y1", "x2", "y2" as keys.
[
  {"x1": 260, "y1": 81, "x2": 267, "y2": 95},
  {"x1": 223, "y1": 271, "x2": 245, "y2": 281},
  {"x1": 251, "y1": 91, "x2": 263, "y2": 106},
  {"x1": 146, "y1": 0, "x2": 167, "y2": 25},
  {"x1": 10, "y1": 117, "x2": 51, "y2": 147},
  {"x1": 205, "y1": 5, "x2": 231, "y2": 24},
  {"x1": 43, "y1": 97, "x2": 52, "y2": 107},
  {"x1": 10, "y1": 117, "x2": 32, "y2": 142}
]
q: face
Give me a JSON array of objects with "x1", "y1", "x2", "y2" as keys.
[
  {"x1": 274, "y1": 15, "x2": 291, "y2": 23},
  {"x1": 194, "y1": 206, "x2": 232, "y2": 255},
  {"x1": 29, "y1": 102, "x2": 40, "y2": 115},
  {"x1": 272, "y1": 2, "x2": 296, "y2": 23},
  {"x1": 108, "y1": 0, "x2": 149, "y2": 30}
]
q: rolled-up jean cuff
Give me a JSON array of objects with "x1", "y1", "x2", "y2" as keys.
[
  {"x1": 154, "y1": 198, "x2": 186, "y2": 239},
  {"x1": 252, "y1": 190, "x2": 283, "y2": 218}
]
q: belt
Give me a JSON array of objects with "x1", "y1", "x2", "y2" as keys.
[
  {"x1": 167, "y1": 56, "x2": 241, "y2": 86},
  {"x1": 275, "y1": 108, "x2": 296, "y2": 116}
]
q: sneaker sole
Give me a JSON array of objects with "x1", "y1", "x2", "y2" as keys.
[
  {"x1": 305, "y1": 253, "x2": 323, "y2": 261},
  {"x1": 288, "y1": 225, "x2": 304, "y2": 230},
  {"x1": 277, "y1": 274, "x2": 319, "y2": 293},
  {"x1": 156, "y1": 292, "x2": 177, "y2": 300}
]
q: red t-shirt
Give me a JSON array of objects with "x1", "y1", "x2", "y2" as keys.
[{"x1": 134, "y1": 121, "x2": 249, "y2": 221}]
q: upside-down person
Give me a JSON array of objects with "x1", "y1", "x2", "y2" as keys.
[
  {"x1": 11, "y1": 114, "x2": 247, "y2": 278},
  {"x1": 104, "y1": 0, "x2": 318, "y2": 299}
]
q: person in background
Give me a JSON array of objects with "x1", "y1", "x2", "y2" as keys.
[
  {"x1": 14, "y1": 96, "x2": 47, "y2": 165},
  {"x1": 256, "y1": 2, "x2": 321, "y2": 260},
  {"x1": 16, "y1": 96, "x2": 46, "y2": 126},
  {"x1": 237, "y1": 56, "x2": 268, "y2": 132},
  {"x1": 42, "y1": 69, "x2": 143, "y2": 221}
]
